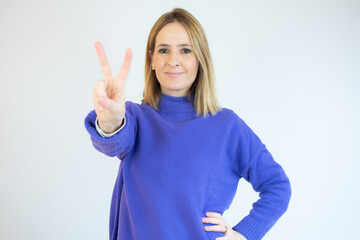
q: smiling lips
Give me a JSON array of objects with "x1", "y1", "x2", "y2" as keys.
[{"x1": 166, "y1": 72, "x2": 184, "y2": 78}]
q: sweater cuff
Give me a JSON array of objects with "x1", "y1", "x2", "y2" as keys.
[
  {"x1": 95, "y1": 116, "x2": 126, "y2": 138},
  {"x1": 232, "y1": 216, "x2": 266, "y2": 240}
]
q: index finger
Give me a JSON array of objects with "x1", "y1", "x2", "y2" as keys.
[{"x1": 94, "y1": 41, "x2": 112, "y2": 80}]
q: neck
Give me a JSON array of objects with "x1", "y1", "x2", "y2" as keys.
[{"x1": 159, "y1": 93, "x2": 196, "y2": 115}]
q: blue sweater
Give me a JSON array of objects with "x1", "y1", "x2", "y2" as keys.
[{"x1": 84, "y1": 93, "x2": 291, "y2": 240}]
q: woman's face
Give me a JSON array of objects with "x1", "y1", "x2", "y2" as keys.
[{"x1": 151, "y1": 22, "x2": 199, "y2": 97}]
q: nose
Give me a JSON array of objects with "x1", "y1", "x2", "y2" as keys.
[{"x1": 167, "y1": 52, "x2": 180, "y2": 67}]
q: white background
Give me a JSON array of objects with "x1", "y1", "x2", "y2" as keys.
[{"x1": 1, "y1": 0, "x2": 359, "y2": 239}]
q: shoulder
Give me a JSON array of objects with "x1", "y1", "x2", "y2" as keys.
[
  {"x1": 124, "y1": 100, "x2": 140, "y2": 110},
  {"x1": 124, "y1": 100, "x2": 157, "y2": 119},
  {"x1": 215, "y1": 107, "x2": 259, "y2": 141},
  {"x1": 215, "y1": 107, "x2": 247, "y2": 126},
  {"x1": 125, "y1": 100, "x2": 149, "y2": 113}
]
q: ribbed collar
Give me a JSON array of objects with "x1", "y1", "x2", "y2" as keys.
[{"x1": 158, "y1": 93, "x2": 196, "y2": 114}]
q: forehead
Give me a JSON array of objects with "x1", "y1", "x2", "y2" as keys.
[{"x1": 155, "y1": 22, "x2": 191, "y2": 46}]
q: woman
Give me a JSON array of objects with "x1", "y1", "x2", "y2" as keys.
[{"x1": 85, "y1": 8, "x2": 291, "y2": 240}]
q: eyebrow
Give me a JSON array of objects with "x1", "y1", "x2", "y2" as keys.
[{"x1": 156, "y1": 43, "x2": 193, "y2": 48}]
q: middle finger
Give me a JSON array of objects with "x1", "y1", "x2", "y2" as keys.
[
  {"x1": 202, "y1": 217, "x2": 222, "y2": 225},
  {"x1": 204, "y1": 224, "x2": 227, "y2": 233}
]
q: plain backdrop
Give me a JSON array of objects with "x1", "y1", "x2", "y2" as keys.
[{"x1": 1, "y1": 0, "x2": 359, "y2": 239}]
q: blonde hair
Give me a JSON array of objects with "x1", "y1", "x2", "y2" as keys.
[{"x1": 142, "y1": 8, "x2": 221, "y2": 117}]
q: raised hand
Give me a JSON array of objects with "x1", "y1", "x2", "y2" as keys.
[{"x1": 92, "y1": 42, "x2": 132, "y2": 133}]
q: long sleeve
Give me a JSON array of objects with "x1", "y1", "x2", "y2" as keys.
[
  {"x1": 84, "y1": 101, "x2": 137, "y2": 159},
  {"x1": 231, "y1": 115, "x2": 291, "y2": 240}
]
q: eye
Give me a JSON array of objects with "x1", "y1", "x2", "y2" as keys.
[
  {"x1": 159, "y1": 48, "x2": 168, "y2": 54},
  {"x1": 182, "y1": 48, "x2": 192, "y2": 54}
]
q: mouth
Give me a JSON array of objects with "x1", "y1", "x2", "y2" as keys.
[{"x1": 165, "y1": 72, "x2": 184, "y2": 78}]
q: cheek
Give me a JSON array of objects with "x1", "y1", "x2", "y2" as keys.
[
  {"x1": 153, "y1": 55, "x2": 164, "y2": 67},
  {"x1": 185, "y1": 58, "x2": 198, "y2": 74}
]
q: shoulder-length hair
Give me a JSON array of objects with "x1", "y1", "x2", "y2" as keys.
[{"x1": 142, "y1": 8, "x2": 221, "y2": 117}]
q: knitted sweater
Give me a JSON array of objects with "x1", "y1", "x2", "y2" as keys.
[{"x1": 84, "y1": 93, "x2": 291, "y2": 240}]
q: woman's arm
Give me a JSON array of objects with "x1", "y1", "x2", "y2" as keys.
[
  {"x1": 84, "y1": 102, "x2": 137, "y2": 159},
  {"x1": 232, "y1": 115, "x2": 291, "y2": 240}
]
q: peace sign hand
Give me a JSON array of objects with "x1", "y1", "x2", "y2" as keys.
[{"x1": 92, "y1": 42, "x2": 132, "y2": 134}]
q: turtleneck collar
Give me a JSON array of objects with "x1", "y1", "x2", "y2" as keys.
[{"x1": 158, "y1": 93, "x2": 196, "y2": 116}]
